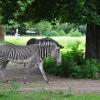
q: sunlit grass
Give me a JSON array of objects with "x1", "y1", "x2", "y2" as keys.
[
  {"x1": 5, "y1": 36, "x2": 85, "y2": 49},
  {"x1": 5, "y1": 36, "x2": 32, "y2": 45}
]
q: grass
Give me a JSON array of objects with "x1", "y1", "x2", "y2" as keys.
[
  {"x1": 0, "y1": 89, "x2": 100, "y2": 100},
  {"x1": 5, "y1": 36, "x2": 85, "y2": 50},
  {"x1": 0, "y1": 82, "x2": 99, "y2": 100}
]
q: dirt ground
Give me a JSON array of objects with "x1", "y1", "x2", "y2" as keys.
[{"x1": 0, "y1": 61, "x2": 100, "y2": 94}]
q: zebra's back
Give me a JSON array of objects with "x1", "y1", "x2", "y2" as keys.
[{"x1": 0, "y1": 43, "x2": 38, "y2": 63}]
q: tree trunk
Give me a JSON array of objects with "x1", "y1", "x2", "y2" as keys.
[
  {"x1": 0, "y1": 25, "x2": 4, "y2": 42},
  {"x1": 85, "y1": 24, "x2": 100, "y2": 60}
]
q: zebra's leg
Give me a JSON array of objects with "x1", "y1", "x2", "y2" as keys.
[
  {"x1": 23, "y1": 63, "x2": 26, "y2": 67},
  {"x1": 1, "y1": 60, "x2": 9, "y2": 75},
  {"x1": 0, "y1": 60, "x2": 9, "y2": 81},
  {"x1": 24, "y1": 63, "x2": 32, "y2": 83},
  {"x1": 38, "y1": 62, "x2": 49, "y2": 83}
]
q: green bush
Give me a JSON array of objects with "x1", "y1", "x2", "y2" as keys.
[
  {"x1": 72, "y1": 59, "x2": 100, "y2": 79},
  {"x1": 56, "y1": 29, "x2": 66, "y2": 36},
  {"x1": 44, "y1": 42, "x2": 100, "y2": 79},
  {"x1": 44, "y1": 49, "x2": 84, "y2": 77},
  {"x1": 81, "y1": 60, "x2": 100, "y2": 79},
  {"x1": 45, "y1": 29, "x2": 65, "y2": 36},
  {"x1": 32, "y1": 20, "x2": 52, "y2": 35},
  {"x1": 45, "y1": 30, "x2": 58, "y2": 36},
  {"x1": 44, "y1": 42, "x2": 84, "y2": 77},
  {"x1": 68, "y1": 28, "x2": 82, "y2": 37},
  {"x1": 44, "y1": 57, "x2": 58, "y2": 75}
]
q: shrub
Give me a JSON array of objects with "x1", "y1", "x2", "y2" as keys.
[
  {"x1": 45, "y1": 29, "x2": 65, "y2": 36},
  {"x1": 81, "y1": 59, "x2": 100, "y2": 79},
  {"x1": 44, "y1": 57, "x2": 57, "y2": 75},
  {"x1": 45, "y1": 51, "x2": 77, "y2": 77},
  {"x1": 32, "y1": 20, "x2": 52, "y2": 35},
  {"x1": 44, "y1": 41, "x2": 100, "y2": 79},
  {"x1": 44, "y1": 52, "x2": 76, "y2": 77},
  {"x1": 78, "y1": 25, "x2": 86, "y2": 35},
  {"x1": 45, "y1": 30, "x2": 58, "y2": 36},
  {"x1": 70, "y1": 59, "x2": 99, "y2": 79},
  {"x1": 68, "y1": 28, "x2": 82, "y2": 37},
  {"x1": 69, "y1": 41, "x2": 85, "y2": 65},
  {"x1": 60, "y1": 42, "x2": 85, "y2": 77},
  {"x1": 56, "y1": 29, "x2": 66, "y2": 36},
  {"x1": 44, "y1": 41, "x2": 85, "y2": 77}
]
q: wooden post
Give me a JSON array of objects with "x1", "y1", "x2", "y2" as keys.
[{"x1": 0, "y1": 25, "x2": 4, "y2": 42}]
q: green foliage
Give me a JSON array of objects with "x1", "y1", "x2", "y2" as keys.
[
  {"x1": 44, "y1": 41, "x2": 84, "y2": 77},
  {"x1": 5, "y1": 19, "x2": 86, "y2": 36},
  {"x1": 68, "y1": 28, "x2": 82, "y2": 37},
  {"x1": 24, "y1": 20, "x2": 84, "y2": 36},
  {"x1": 45, "y1": 30, "x2": 58, "y2": 36},
  {"x1": 45, "y1": 30, "x2": 65, "y2": 36},
  {"x1": 8, "y1": 81, "x2": 19, "y2": 94},
  {"x1": 0, "y1": 85, "x2": 100, "y2": 100},
  {"x1": 78, "y1": 25, "x2": 86, "y2": 35},
  {"x1": 71, "y1": 60, "x2": 99, "y2": 79},
  {"x1": 44, "y1": 41, "x2": 100, "y2": 79},
  {"x1": 22, "y1": 0, "x2": 100, "y2": 24},
  {"x1": 0, "y1": 0, "x2": 100, "y2": 25},
  {"x1": 34, "y1": 20, "x2": 52, "y2": 35},
  {"x1": 0, "y1": 0, "x2": 32, "y2": 24},
  {"x1": 60, "y1": 23, "x2": 69, "y2": 33},
  {"x1": 69, "y1": 41, "x2": 85, "y2": 65},
  {"x1": 56, "y1": 29, "x2": 66, "y2": 36},
  {"x1": 81, "y1": 60, "x2": 100, "y2": 79},
  {"x1": 60, "y1": 42, "x2": 85, "y2": 77},
  {"x1": 44, "y1": 57, "x2": 57, "y2": 75}
]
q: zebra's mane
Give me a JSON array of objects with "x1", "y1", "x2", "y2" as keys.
[{"x1": 27, "y1": 37, "x2": 64, "y2": 48}]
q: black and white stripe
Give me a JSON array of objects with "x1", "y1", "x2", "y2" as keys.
[
  {"x1": 27, "y1": 37, "x2": 63, "y2": 60},
  {"x1": 0, "y1": 38, "x2": 63, "y2": 83}
]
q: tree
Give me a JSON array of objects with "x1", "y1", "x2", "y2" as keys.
[
  {"x1": 0, "y1": 0, "x2": 32, "y2": 41},
  {"x1": 0, "y1": 0, "x2": 100, "y2": 60},
  {"x1": 0, "y1": 0, "x2": 19, "y2": 41},
  {"x1": 0, "y1": 25, "x2": 4, "y2": 41},
  {"x1": 85, "y1": 0, "x2": 100, "y2": 60},
  {"x1": 22, "y1": 0, "x2": 100, "y2": 60}
]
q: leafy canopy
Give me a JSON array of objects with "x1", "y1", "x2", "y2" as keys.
[{"x1": 0, "y1": 0, "x2": 100, "y2": 24}]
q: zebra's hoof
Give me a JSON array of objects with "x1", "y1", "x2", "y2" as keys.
[
  {"x1": 46, "y1": 80, "x2": 50, "y2": 84},
  {"x1": 3, "y1": 80, "x2": 10, "y2": 83},
  {"x1": 24, "y1": 81, "x2": 29, "y2": 84}
]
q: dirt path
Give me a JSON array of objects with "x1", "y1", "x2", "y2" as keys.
[{"x1": 0, "y1": 62, "x2": 100, "y2": 94}]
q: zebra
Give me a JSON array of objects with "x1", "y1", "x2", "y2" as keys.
[
  {"x1": 0, "y1": 39, "x2": 63, "y2": 83},
  {"x1": 26, "y1": 37, "x2": 63, "y2": 68}
]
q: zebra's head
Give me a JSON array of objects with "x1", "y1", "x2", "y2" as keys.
[
  {"x1": 51, "y1": 44, "x2": 64, "y2": 65},
  {"x1": 27, "y1": 37, "x2": 64, "y2": 65}
]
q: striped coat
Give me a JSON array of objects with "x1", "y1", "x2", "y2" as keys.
[{"x1": 0, "y1": 40, "x2": 63, "y2": 83}]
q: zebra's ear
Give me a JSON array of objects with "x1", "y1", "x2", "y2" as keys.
[{"x1": 59, "y1": 45, "x2": 64, "y2": 49}]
